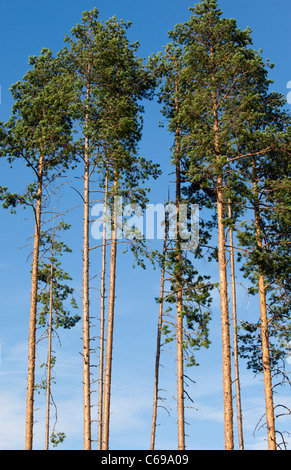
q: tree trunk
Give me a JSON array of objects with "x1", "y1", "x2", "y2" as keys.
[
  {"x1": 102, "y1": 177, "x2": 118, "y2": 450},
  {"x1": 97, "y1": 162, "x2": 108, "y2": 450},
  {"x1": 209, "y1": 42, "x2": 234, "y2": 449},
  {"x1": 176, "y1": 192, "x2": 185, "y2": 450},
  {"x1": 25, "y1": 152, "x2": 44, "y2": 450},
  {"x1": 212, "y1": 86, "x2": 234, "y2": 449},
  {"x1": 217, "y1": 181, "x2": 234, "y2": 450},
  {"x1": 150, "y1": 211, "x2": 168, "y2": 450},
  {"x1": 45, "y1": 238, "x2": 54, "y2": 451},
  {"x1": 252, "y1": 159, "x2": 276, "y2": 450},
  {"x1": 176, "y1": 277, "x2": 185, "y2": 450},
  {"x1": 82, "y1": 80, "x2": 91, "y2": 450},
  {"x1": 174, "y1": 72, "x2": 185, "y2": 451},
  {"x1": 228, "y1": 202, "x2": 244, "y2": 450}
]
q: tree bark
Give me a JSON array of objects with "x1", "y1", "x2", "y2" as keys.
[{"x1": 25, "y1": 152, "x2": 44, "y2": 450}]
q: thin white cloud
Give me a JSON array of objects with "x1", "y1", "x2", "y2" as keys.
[{"x1": 0, "y1": 390, "x2": 26, "y2": 450}]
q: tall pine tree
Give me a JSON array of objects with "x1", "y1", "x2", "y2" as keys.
[{"x1": 0, "y1": 48, "x2": 75, "y2": 449}]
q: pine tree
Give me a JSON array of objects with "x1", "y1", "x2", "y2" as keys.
[
  {"x1": 0, "y1": 49, "x2": 75, "y2": 449},
  {"x1": 65, "y1": 11, "x2": 159, "y2": 449},
  {"x1": 155, "y1": 38, "x2": 213, "y2": 450},
  {"x1": 95, "y1": 17, "x2": 159, "y2": 450},
  {"x1": 169, "y1": 0, "x2": 280, "y2": 448},
  {"x1": 64, "y1": 9, "x2": 106, "y2": 448},
  {"x1": 235, "y1": 89, "x2": 291, "y2": 448}
]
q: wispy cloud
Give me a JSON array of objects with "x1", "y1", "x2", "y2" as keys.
[{"x1": 0, "y1": 390, "x2": 26, "y2": 450}]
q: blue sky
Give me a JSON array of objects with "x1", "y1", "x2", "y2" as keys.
[{"x1": 0, "y1": 0, "x2": 290, "y2": 451}]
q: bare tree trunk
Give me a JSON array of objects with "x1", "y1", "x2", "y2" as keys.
[
  {"x1": 252, "y1": 159, "x2": 276, "y2": 450},
  {"x1": 228, "y1": 202, "x2": 244, "y2": 450},
  {"x1": 45, "y1": 235, "x2": 54, "y2": 451},
  {"x1": 25, "y1": 152, "x2": 44, "y2": 450},
  {"x1": 82, "y1": 80, "x2": 91, "y2": 450},
  {"x1": 176, "y1": 279, "x2": 185, "y2": 450},
  {"x1": 176, "y1": 193, "x2": 185, "y2": 450},
  {"x1": 217, "y1": 188, "x2": 235, "y2": 450},
  {"x1": 102, "y1": 177, "x2": 118, "y2": 450},
  {"x1": 97, "y1": 162, "x2": 108, "y2": 450},
  {"x1": 150, "y1": 211, "x2": 168, "y2": 450},
  {"x1": 217, "y1": 182, "x2": 234, "y2": 450},
  {"x1": 174, "y1": 72, "x2": 185, "y2": 451}
]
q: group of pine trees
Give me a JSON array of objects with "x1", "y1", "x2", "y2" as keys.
[{"x1": 0, "y1": 0, "x2": 290, "y2": 450}]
